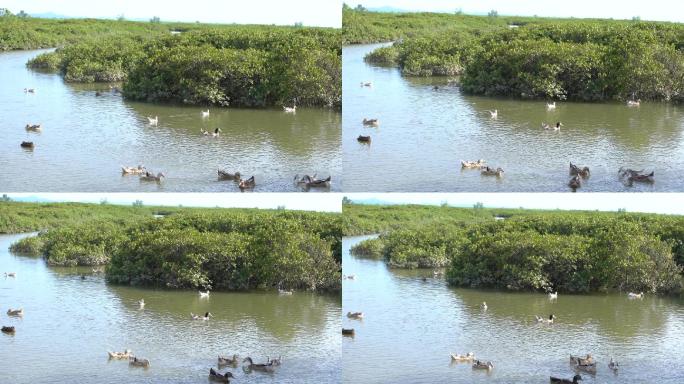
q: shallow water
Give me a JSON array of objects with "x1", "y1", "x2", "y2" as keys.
[
  {"x1": 343, "y1": 44, "x2": 684, "y2": 192},
  {"x1": 342, "y1": 235, "x2": 684, "y2": 383},
  {"x1": 0, "y1": 50, "x2": 341, "y2": 192},
  {"x1": 0, "y1": 233, "x2": 341, "y2": 383}
]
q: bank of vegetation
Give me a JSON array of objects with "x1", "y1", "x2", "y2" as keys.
[
  {"x1": 346, "y1": 8, "x2": 684, "y2": 102},
  {"x1": 345, "y1": 203, "x2": 684, "y2": 294},
  {"x1": 1, "y1": 12, "x2": 341, "y2": 108},
  {"x1": 5, "y1": 201, "x2": 341, "y2": 292}
]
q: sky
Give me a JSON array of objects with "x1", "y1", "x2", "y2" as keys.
[
  {"x1": 2, "y1": 0, "x2": 342, "y2": 27},
  {"x1": 354, "y1": 0, "x2": 684, "y2": 23},
  {"x1": 349, "y1": 193, "x2": 684, "y2": 215},
  {"x1": 7, "y1": 193, "x2": 341, "y2": 212}
]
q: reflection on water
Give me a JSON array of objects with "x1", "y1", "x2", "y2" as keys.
[
  {"x1": 1, "y1": 233, "x2": 340, "y2": 384},
  {"x1": 0, "y1": 50, "x2": 340, "y2": 192},
  {"x1": 343, "y1": 44, "x2": 684, "y2": 192},
  {"x1": 342, "y1": 235, "x2": 684, "y2": 384}
]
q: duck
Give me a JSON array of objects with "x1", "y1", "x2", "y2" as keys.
[
  {"x1": 488, "y1": 110, "x2": 498, "y2": 118},
  {"x1": 108, "y1": 349, "x2": 133, "y2": 359},
  {"x1": 218, "y1": 354, "x2": 239, "y2": 366},
  {"x1": 546, "y1": 314, "x2": 557, "y2": 324},
  {"x1": 147, "y1": 116, "x2": 158, "y2": 125},
  {"x1": 536, "y1": 314, "x2": 556, "y2": 324},
  {"x1": 191, "y1": 312, "x2": 213, "y2": 321},
  {"x1": 7, "y1": 308, "x2": 23, "y2": 316},
  {"x1": 278, "y1": 288, "x2": 294, "y2": 295},
  {"x1": 569, "y1": 163, "x2": 590, "y2": 178},
  {"x1": 546, "y1": 102, "x2": 557, "y2": 110},
  {"x1": 268, "y1": 356, "x2": 282, "y2": 366},
  {"x1": 344, "y1": 274, "x2": 356, "y2": 280},
  {"x1": 129, "y1": 356, "x2": 150, "y2": 367},
  {"x1": 121, "y1": 165, "x2": 146, "y2": 175},
  {"x1": 140, "y1": 171, "x2": 165, "y2": 182},
  {"x1": 1, "y1": 326, "x2": 15, "y2": 334},
  {"x1": 283, "y1": 105, "x2": 297, "y2": 113},
  {"x1": 238, "y1": 176, "x2": 256, "y2": 190},
  {"x1": 574, "y1": 362, "x2": 597, "y2": 374},
  {"x1": 201, "y1": 128, "x2": 210, "y2": 136},
  {"x1": 212, "y1": 128, "x2": 222, "y2": 137},
  {"x1": 201, "y1": 110, "x2": 210, "y2": 118},
  {"x1": 481, "y1": 166, "x2": 504, "y2": 177},
  {"x1": 628, "y1": 171, "x2": 654, "y2": 184},
  {"x1": 209, "y1": 368, "x2": 234, "y2": 382},
  {"x1": 568, "y1": 175, "x2": 581, "y2": 190},
  {"x1": 450, "y1": 352, "x2": 475, "y2": 362},
  {"x1": 570, "y1": 354, "x2": 594, "y2": 366},
  {"x1": 347, "y1": 311, "x2": 364, "y2": 319},
  {"x1": 218, "y1": 170, "x2": 241, "y2": 181},
  {"x1": 628, "y1": 291, "x2": 644, "y2": 299},
  {"x1": 542, "y1": 122, "x2": 551, "y2": 130},
  {"x1": 242, "y1": 357, "x2": 275, "y2": 372},
  {"x1": 461, "y1": 159, "x2": 485, "y2": 169},
  {"x1": 342, "y1": 328, "x2": 355, "y2": 336},
  {"x1": 360, "y1": 82, "x2": 372, "y2": 87},
  {"x1": 4, "y1": 272, "x2": 16, "y2": 277},
  {"x1": 20, "y1": 141, "x2": 34, "y2": 149},
  {"x1": 138, "y1": 299, "x2": 145, "y2": 308},
  {"x1": 480, "y1": 302, "x2": 488, "y2": 310},
  {"x1": 357, "y1": 135, "x2": 371, "y2": 143},
  {"x1": 548, "y1": 291, "x2": 558, "y2": 300},
  {"x1": 608, "y1": 357, "x2": 619, "y2": 372},
  {"x1": 553, "y1": 122, "x2": 563, "y2": 131},
  {"x1": 25, "y1": 124, "x2": 42, "y2": 131},
  {"x1": 199, "y1": 290, "x2": 210, "y2": 298},
  {"x1": 362, "y1": 118, "x2": 379, "y2": 126},
  {"x1": 24, "y1": 88, "x2": 35, "y2": 93},
  {"x1": 627, "y1": 99, "x2": 641, "y2": 107},
  {"x1": 550, "y1": 374, "x2": 582, "y2": 383},
  {"x1": 472, "y1": 360, "x2": 494, "y2": 370}
]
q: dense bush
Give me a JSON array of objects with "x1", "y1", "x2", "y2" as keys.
[
  {"x1": 17, "y1": 15, "x2": 342, "y2": 108},
  {"x1": 344, "y1": 203, "x2": 684, "y2": 294},
  {"x1": 349, "y1": 237, "x2": 385, "y2": 259},
  {"x1": 6, "y1": 202, "x2": 342, "y2": 291},
  {"x1": 346, "y1": 9, "x2": 684, "y2": 102}
]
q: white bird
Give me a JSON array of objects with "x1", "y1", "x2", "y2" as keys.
[
  {"x1": 201, "y1": 128, "x2": 209, "y2": 136},
  {"x1": 488, "y1": 110, "x2": 498, "y2": 118},
  {"x1": 201, "y1": 110, "x2": 210, "y2": 117},
  {"x1": 480, "y1": 302, "x2": 488, "y2": 310},
  {"x1": 546, "y1": 102, "x2": 556, "y2": 110},
  {"x1": 628, "y1": 292, "x2": 644, "y2": 299},
  {"x1": 627, "y1": 99, "x2": 641, "y2": 107},
  {"x1": 147, "y1": 116, "x2": 158, "y2": 126},
  {"x1": 283, "y1": 105, "x2": 297, "y2": 113},
  {"x1": 138, "y1": 299, "x2": 145, "y2": 308},
  {"x1": 548, "y1": 291, "x2": 558, "y2": 300},
  {"x1": 199, "y1": 290, "x2": 210, "y2": 298},
  {"x1": 278, "y1": 288, "x2": 293, "y2": 295}
]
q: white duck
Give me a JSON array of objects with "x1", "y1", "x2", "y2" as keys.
[
  {"x1": 283, "y1": 105, "x2": 297, "y2": 113},
  {"x1": 138, "y1": 299, "x2": 145, "y2": 308},
  {"x1": 549, "y1": 291, "x2": 558, "y2": 300},
  {"x1": 480, "y1": 302, "x2": 488, "y2": 310},
  {"x1": 199, "y1": 290, "x2": 210, "y2": 298},
  {"x1": 546, "y1": 102, "x2": 556, "y2": 110},
  {"x1": 191, "y1": 311, "x2": 213, "y2": 321},
  {"x1": 488, "y1": 110, "x2": 498, "y2": 118},
  {"x1": 628, "y1": 292, "x2": 644, "y2": 299},
  {"x1": 147, "y1": 116, "x2": 158, "y2": 126},
  {"x1": 201, "y1": 110, "x2": 210, "y2": 117}
]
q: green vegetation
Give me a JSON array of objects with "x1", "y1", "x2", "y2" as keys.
[
  {"x1": 345, "y1": 9, "x2": 684, "y2": 102},
  {"x1": 4, "y1": 201, "x2": 341, "y2": 291},
  {"x1": 1, "y1": 12, "x2": 340, "y2": 108},
  {"x1": 345, "y1": 203, "x2": 684, "y2": 294}
]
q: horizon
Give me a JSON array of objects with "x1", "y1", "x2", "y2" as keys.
[
  {"x1": 3, "y1": 193, "x2": 341, "y2": 212},
  {"x1": 348, "y1": 0, "x2": 684, "y2": 23},
  {"x1": 345, "y1": 193, "x2": 684, "y2": 215},
  {"x1": 0, "y1": 0, "x2": 342, "y2": 28}
]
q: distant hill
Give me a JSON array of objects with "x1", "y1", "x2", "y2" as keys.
[{"x1": 29, "y1": 12, "x2": 70, "y2": 19}]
